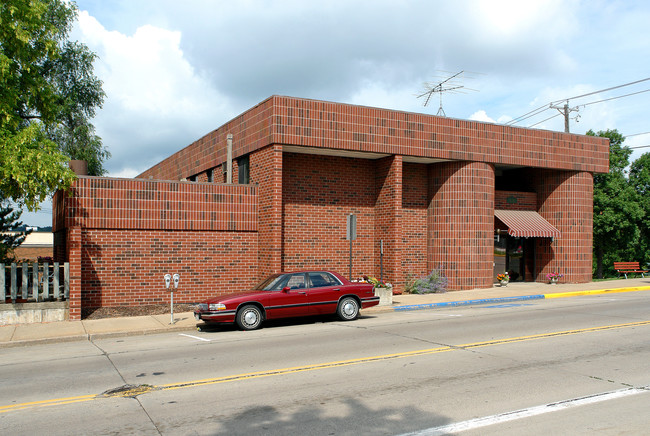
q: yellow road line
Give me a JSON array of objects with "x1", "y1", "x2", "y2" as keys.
[
  {"x1": 3, "y1": 319, "x2": 650, "y2": 414},
  {"x1": 545, "y1": 287, "x2": 650, "y2": 299}
]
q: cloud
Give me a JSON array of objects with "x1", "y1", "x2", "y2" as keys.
[{"x1": 73, "y1": 11, "x2": 235, "y2": 176}]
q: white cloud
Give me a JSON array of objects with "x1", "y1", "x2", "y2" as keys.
[
  {"x1": 74, "y1": 11, "x2": 235, "y2": 175},
  {"x1": 469, "y1": 110, "x2": 495, "y2": 123}
]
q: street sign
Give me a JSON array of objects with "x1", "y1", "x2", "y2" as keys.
[{"x1": 346, "y1": 214, "x2": 357, "y2": 241}]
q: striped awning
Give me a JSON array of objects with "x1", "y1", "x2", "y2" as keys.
[{"x1": 494, "y1": 210, "x2": 561, "y2": 238}]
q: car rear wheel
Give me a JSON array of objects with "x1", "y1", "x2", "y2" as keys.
[
  {"x1": 337, "y1": 297, "x2": 359, "y2": 321},
  {"x1": 236, "y1": 305, "x2": 263, "y2": 330}
]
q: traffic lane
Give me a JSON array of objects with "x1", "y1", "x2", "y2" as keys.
[
  {"x1": 361, "y1": 292, "x2": 650, "y2": 345},
  {"x1": 3, "y1": 314, "x2": 647, "y2": 434},
  {"x1": 0, "y1": 396, "x2": 160, "y2": 436},
  {"x1": 92, "y1": 294, "x2": 649, "y2": 388},
  {"x1": 136, "y1": 322, "x2": 648, "y2": 435},
  {"x1": 461, "y1": 387, "x2": 650, "y2": 436},
  {"x1": 0, "y1": 342, "x2": 124, "y2": 405}
]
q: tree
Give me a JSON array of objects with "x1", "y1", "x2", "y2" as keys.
[
  {"x1": 0, "y1": 0, "x2": 108, "y2": 212},
  {"x1": 629, "y1": 153, "x2": 650, "y2": 269},
  {"x1": 587, "y1": 129, "x2": 644, "y2": 278},
  {"x1": 0, "y1": 196, "x2": 32, "y2": 262}
]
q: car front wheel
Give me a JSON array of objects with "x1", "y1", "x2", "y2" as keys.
[
  {"x1": 236, "y1": 305, "x2": 263, "y2": 330},
  {"x1": 337, "y1": 297, "x2": 359, "y2": 321}
]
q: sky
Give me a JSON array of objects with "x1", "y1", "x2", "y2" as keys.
[{"x1": 21, "y1": 0, "x2": 650, "y2": 226}]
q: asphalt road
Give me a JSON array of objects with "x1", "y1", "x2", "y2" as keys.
[{"x1": 1, "y1": 292, "x2": 649, "y2": 435}]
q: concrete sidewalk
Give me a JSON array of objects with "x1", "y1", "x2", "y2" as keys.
[{"x1": 2, "y1": 278, "x2": 649, "y2": 348}]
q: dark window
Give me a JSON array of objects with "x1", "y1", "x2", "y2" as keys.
[
  {"x1": 308, "y1": 272, "x2": 341, "y2": 288},
  {"x1": 238, "y1": 155, "x2": 250, "y2": 184},
  {"x1": 188, "y1": 175, "x2": 196, "y2": 182},
  {"x1": 222, "y1": 162, "x2": 228, "y2": 182},
  {"x1": 207, "y1": 168, "x2": 213, "y2": 183}
]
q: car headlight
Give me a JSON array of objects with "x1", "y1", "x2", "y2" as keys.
[{"x1": 209, "y1": 303, "x2": 226, "y2": 311}]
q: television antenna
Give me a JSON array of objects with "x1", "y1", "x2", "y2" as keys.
[{"x1": 417, "y1": 70, "x2": 479, "y2": 116}]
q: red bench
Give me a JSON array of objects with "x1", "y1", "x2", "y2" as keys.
[{"x1": 614, "y1": 262, "x2": 648, "y2": 279}]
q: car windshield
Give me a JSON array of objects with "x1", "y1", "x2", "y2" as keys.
[{"x1": 253, "y1": 274, "x2": 286, "y2": 291}]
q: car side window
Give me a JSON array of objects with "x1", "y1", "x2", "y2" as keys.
[
  {"x1": 308, "y1": 272, "x2": 340, "y2": 288},
  {"x1": 286, "y1": 274, "x2": 306, "y2": 289}
]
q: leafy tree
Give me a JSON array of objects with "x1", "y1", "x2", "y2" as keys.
[
  {"x1": 629, "y1": 153, "x2": 650, "y2": 269},
  {"x1": 587, "y1": 129, "x2": 644, "y2": 278},
  {"x1": 0, "y1": 196, "x2": 32, "y2": 262},
  {"x1": 0, "y1": 0, "x2": 108, "y2": 212}
]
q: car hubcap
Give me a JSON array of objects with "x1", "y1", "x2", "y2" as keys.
[
  {"x1": 244, "y1": 310, "x2": 258, "y2": 326},
  {"x1": 343, "y1": 302, "x2": 355, "y2": 316}
]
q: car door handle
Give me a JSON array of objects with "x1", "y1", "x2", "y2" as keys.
[
  {"x1": 298, "y1": 291, "x2": 306, "y2": 295},
  {"x1": 333, "y1": 288, "x2": 340, "y2": 291}
]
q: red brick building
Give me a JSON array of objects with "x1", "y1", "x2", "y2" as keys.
[{"x1": 54, "y1": 96, "x2": 609, "y2": 319}]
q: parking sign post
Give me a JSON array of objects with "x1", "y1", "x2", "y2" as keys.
[{"x1": 346, "y1": 214, "x2": 357, "y2": 280}]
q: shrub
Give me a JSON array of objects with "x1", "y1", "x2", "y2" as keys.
[{"x1": 411, "y1": 269, "x2": 448, "y2": 294}]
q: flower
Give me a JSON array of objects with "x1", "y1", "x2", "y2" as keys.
[
  {"x1": 546, "y1": 272, "x2": 563, "y2": 280},
  {"x1": 496, "y1": 272, "x2": 509, "y2": 282}
]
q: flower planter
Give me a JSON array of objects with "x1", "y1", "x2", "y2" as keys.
[
  {"x1": 549, "y1": 278, "x2": 559, "y2": 285},
  {"x1": 500, "y1": 280, "x2": 509, "y2": 287},
  {"x1": 374, "y1": 287, "x2": 393, "y2": 306}
]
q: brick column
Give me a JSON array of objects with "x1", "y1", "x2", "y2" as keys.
[
  {"x1": 67, "y1": 226, "x2": 82, "y2": 320},
  {"x1": 374, "y1": 155, "x2": 403, "y2": 291},
  {"x1": 428, "y1": 161, "x2": 494, "y2": 290},
  {"x1": 534, "y1": 170, "x2": 593, "y2": 283},
  {"x1": 251, "y1": 144, "x2": 283, "y2": 278}
]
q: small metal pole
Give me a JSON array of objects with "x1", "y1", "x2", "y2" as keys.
[
  {"x1": 170, "y1": 290, "x2": 174, "y2": 324},
  {"x1": 349, "y1": 238, "x2": 352, "y2": 281},
  {"x1": 380, "y1": 240, "x2": 384, "y2": 282}
]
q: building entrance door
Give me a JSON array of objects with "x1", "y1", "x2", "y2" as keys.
[{"x1": 493, "y1": 234, "x2": 526, "y2": 282}]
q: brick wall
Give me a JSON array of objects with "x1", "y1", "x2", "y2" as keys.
[
  {"x1": 54, "y1": 177, "x2": 259, "y2": 319},
  {"x1": 428, "y1": 161, "x2": 495, "y2": 290},
  {"x1": 251, "y1": 145, "x2": 283, "y2": 277},
  {"x1": 139, "y1": 96, "x2": 609, "y2": 182},
  {"x1": 281, "y1": 153, "x2": 376, "y2": 278},
  {"x1": 402, "y1": 163, "x2": 428, "y2": 279},
  {"x1": 79, "y1": 229, "x2": 258, "y2": 309},
  {"x1": 54, "y1": 177, "x2": 257, "y2": 232},
  {"x1": 495, "y1": 191, "x2": 537, "y2": 210},
  {"x1": 374, "y1": 155, "x2": 403, "y2": 289},
  {"x1": 533, "y1": 170, "x2": 593, "y2": 283}
]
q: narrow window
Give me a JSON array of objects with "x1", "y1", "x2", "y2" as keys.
[
  {"x1": 238, "y1": 155, "x2": 250, "y2": 184},
  {"x1": 207, "y1": 168, "x2": 213, "y2": 183}
]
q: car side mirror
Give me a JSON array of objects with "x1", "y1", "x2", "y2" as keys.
[{"x1": 282, "y1": 287, "x2": 291, "y2": 293}]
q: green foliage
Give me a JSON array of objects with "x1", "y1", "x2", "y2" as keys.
[
  {"x1": 587, "y1": 129, "x2": 645, "y2": 277},
  {"x1": 0, "y1": 0, "x2": 108, "y2": 211},
  {"x1": 629, "y1": 153, "x2": 650, "y2": 269},
  {"x1": 0, "y1": 196, "x2": 32, "y2": 262}
]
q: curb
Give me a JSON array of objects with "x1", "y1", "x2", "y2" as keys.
[
  {"x1": 392, "y1": 286, "x2": 650, "y2": 312},
  {"x1": 394, "y1": 294, "x2": 544, "y2": 311}
]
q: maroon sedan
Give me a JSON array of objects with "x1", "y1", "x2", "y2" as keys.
[{"x1": 194, "y1": 271, "x2": 379, "y2": 330}]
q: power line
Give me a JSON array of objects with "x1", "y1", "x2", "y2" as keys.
[
  {"x1": 527, "y1": 112, "x2": 563, "y2": 128},
  {"x1": 629, "y1": 144, "x2": 650, "y2": 149},
  {"x1": 581, "y1": 88, "x2": 650, "y2": 107},
  {"x1": 625, "y1": 131, "x2": 650, "y2": 138},
  {"x1": 550, "y1": 77, "x2": 650, "y2": 104},
  {"x1": 507, "y1": 77, "x2": 650, "y2": 129}
]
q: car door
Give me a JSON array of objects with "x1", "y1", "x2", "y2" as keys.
[
  {"x1": 306, "y1": 272, "x2": 342, "y2": 315},
  {"x1": 265, "y1": 273, "x2": 310, "y2": 319}
]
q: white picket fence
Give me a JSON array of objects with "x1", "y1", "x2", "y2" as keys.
[{"x1": 1, "y1": 262, "x2": 70, "y2": 303}]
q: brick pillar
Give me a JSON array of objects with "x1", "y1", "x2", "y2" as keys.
[
  {"x1": 67, "y1": 226, "x2": 82, "y2": 320},
  {"x1": 251, "y1": 144, "x2": 283, "y2": 278},
  {"x1": 534, "y1": 170, "x2": 593, "y2": 283},
  {"x1": 428, "y1": 161, "x2": 494, "y2": 290},
  {"x1": 374, "y1": 155, "x2": 403, "y2": 292}
]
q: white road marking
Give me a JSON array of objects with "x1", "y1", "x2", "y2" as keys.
[
  {"x1": 179, "y1": 334, "x2": 211, "y2": 342},
  {"x1": 398, "y1": 385, "x2": 649, "y2": 436}
]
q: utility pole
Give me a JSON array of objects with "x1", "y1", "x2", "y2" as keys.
[{"x1": 550, "y1": 101, "x2": 579, "y2": 133}]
